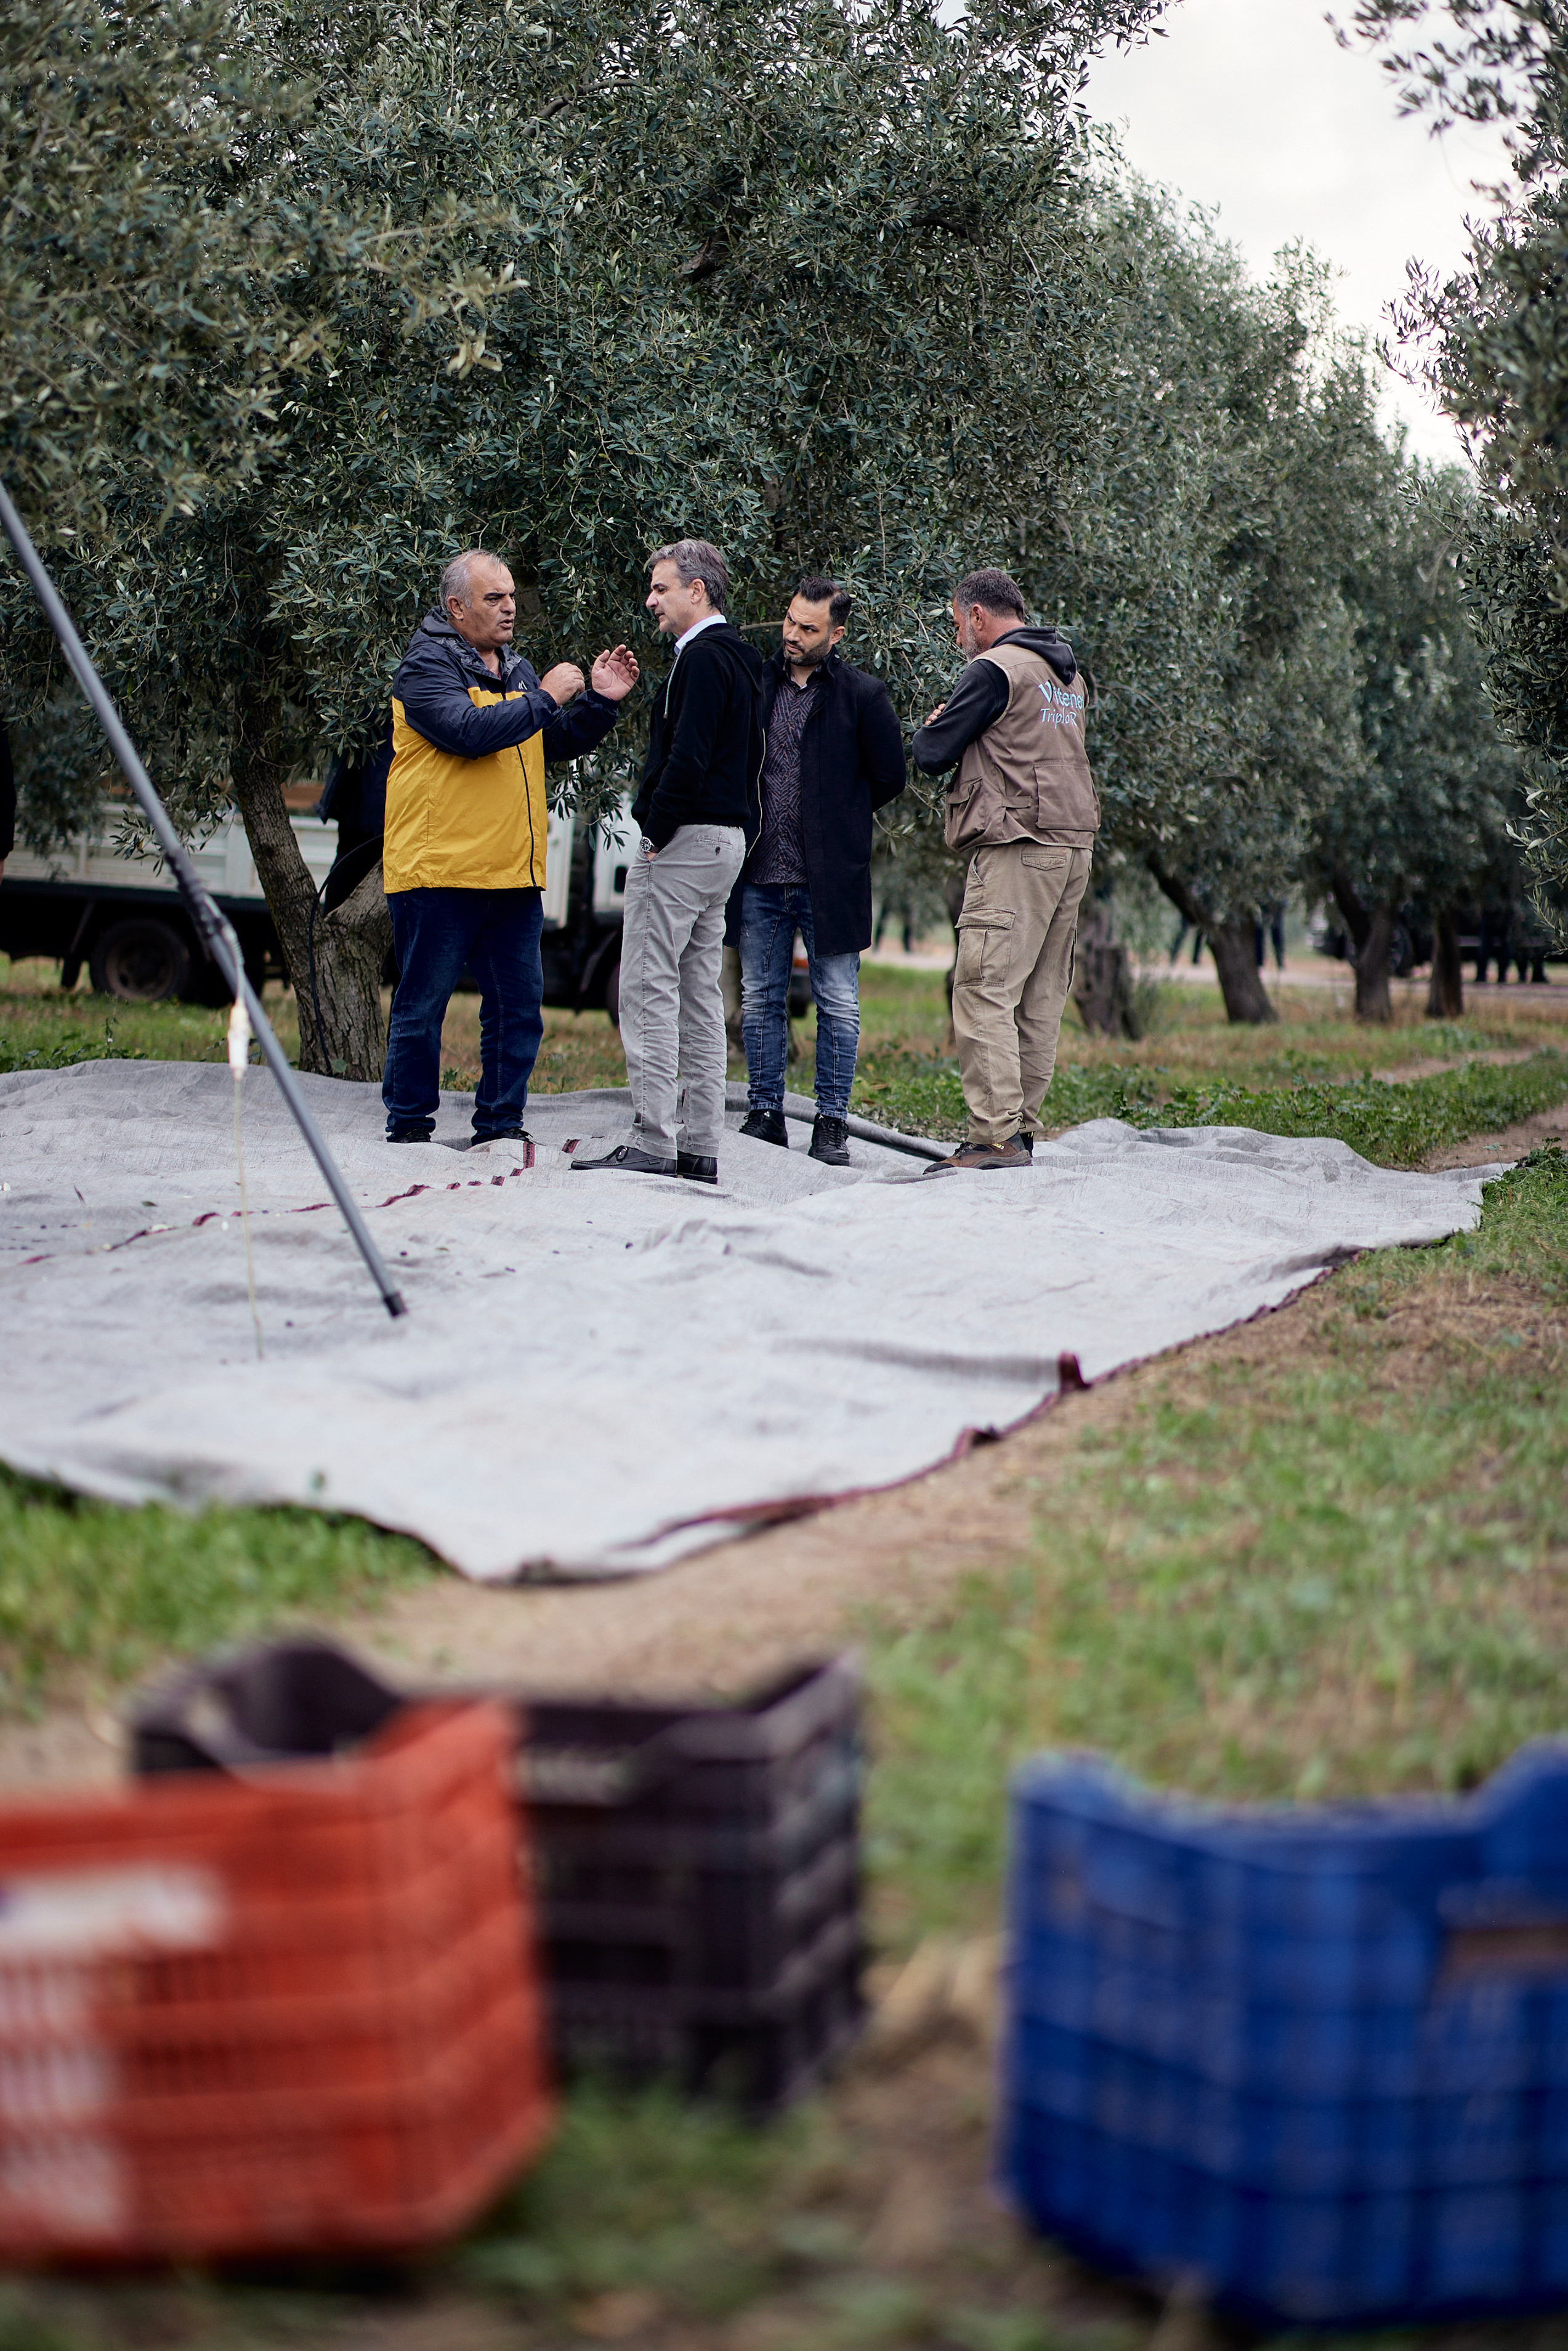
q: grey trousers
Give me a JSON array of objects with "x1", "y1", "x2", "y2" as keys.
[{"x1": 619, "y1": 823, "x2": 747, "y2": 1156}]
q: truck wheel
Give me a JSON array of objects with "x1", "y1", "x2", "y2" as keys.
[
  {"x1": 603, "y1": 959, "x2": 620, "y2": 1028},
  {"x1": 89, "y1": 918, "x2": 191, "y2": 1003}
]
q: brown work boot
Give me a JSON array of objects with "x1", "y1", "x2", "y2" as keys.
[{"x1": 924, "y1": 1133, "x2": 1034, "y2": 1176}]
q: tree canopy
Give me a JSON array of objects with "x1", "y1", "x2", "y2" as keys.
[
  {"x1": 2, "y1": 0, "x2": 1163, "y2": 1070},
  {"x1": 1348, "y1": 0, "x2": 1568, "y2": 924},
  {"x1": 2, "y1": 0, "x2": 1535, "y2": 1060}
]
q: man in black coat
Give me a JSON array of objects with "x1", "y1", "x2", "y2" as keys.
[
  {"x1": 575, "y1": 538, "x2": 764, "y2": 1185},
  {"x1": 737, "y1": 576, "x2": 906, "y2": 1163}
]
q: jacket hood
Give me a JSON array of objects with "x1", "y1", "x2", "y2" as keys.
[
  {"x1": 405, "y1": 609, "x2": 528, "y2": 683},
  {"x1": 996, "y1": 626, "x2": 1077, "y2": 687},
  {"x1": 413, "y1": 609, "x2": 475, "y2": 658}
]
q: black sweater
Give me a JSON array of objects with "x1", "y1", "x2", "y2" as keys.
[{"x1": 633, "y1": 621, "x2": 765, "y2": 851}]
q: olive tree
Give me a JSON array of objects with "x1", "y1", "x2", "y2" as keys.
[
  {"x1": 1008, "y1": 190, "x2": 1381, "y2": 1022},
  {"x1": 1314, "y1": 466, "x2": 1519, "y2": 1020},
  {"x1": 1349, "y1": 0, "x2": 1568, "y2": 931},
  {"x1": 3, "y1": 0, "x2": 1164, "y2": 1075}
]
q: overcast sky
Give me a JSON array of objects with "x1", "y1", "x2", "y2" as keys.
[{"x1": 1085, "y1": 0, "x2": 1513, "y2": 464}]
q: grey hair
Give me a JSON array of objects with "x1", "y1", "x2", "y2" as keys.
[
  {"x1": 650, "y1": 537, "x2": 729, "y2": 613},
  {"x1": 954, "y1": 567, "x2": 1027, "y2": 621},
  {"x1": 440, "y1": 548, "x2": 506, "y2": 610}
]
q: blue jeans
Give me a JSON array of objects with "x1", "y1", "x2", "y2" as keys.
[
  {"x1": 383, "y1": 888, "x2": 544, "y2": 1139},
  {"x1": 738, "y1": 883, "x2": 860, "y2": 1120}
]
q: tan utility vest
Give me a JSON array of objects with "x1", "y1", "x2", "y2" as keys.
[{"x1": 943, "y1": 642, "x2": 1099, "y2": 852}]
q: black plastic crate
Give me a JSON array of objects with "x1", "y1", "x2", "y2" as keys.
[{"x1": 129, "y1": 1639, "x2": 865, "y2": 2110}]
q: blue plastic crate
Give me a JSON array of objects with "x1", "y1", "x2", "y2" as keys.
[{"x1": 1002, "y1": 1744, "x2": 1568, "y2": 2326}]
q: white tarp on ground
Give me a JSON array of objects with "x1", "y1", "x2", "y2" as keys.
[{"x1": 0, "y1": 1059, "x2": 1495, "y2": 1580}]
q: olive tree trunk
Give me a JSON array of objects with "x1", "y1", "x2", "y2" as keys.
[
  {"x1": 1148, "y1": 857, "x2": 1277, "y2": 1024},
  {"x1": 231, "y1": 676, "x2": 392, "y2": 1081},
  {"x1": 1072, "y1": 899, "x2": 1144, "y2": 1040},
  {"x1": 1426, "y1": 905, "x2": 1465, "y2": 1019},
  {"x1": 1205, "y1": 917, "x2": 1279, "y2": 1024},
  {"x1": 1330, "y1": 862, "x2": 1397, "y2": 1026}
]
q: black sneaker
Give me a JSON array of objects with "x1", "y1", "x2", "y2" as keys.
[
  {"x1": 386, "y1": 1127, "x2": 434, "y2": 1144},
  {"x1": 808, "y1": 1115, "x2": 851, "y2": 1167},
  {"x1": 677, "y1": 1152, "x2": 718, "y2": 1184},
  {"x1": 740, "y1": 1106, "x2": 790, "y2": 1149},
  {"x1": 471, "y1": 1126, "x2": 533, "y2": 1147},
  {"x1": 573, "y1": 1144, "x2": 680, "y2": 1177}
]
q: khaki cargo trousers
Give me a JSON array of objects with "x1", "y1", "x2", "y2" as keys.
[{"x1": 952, "y1": 841, "x2": 1092, "y2": 1149}]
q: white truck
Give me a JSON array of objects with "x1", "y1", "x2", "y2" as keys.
[{"x1": 1, "y1": 801, "x2": 642, "y2": 1014}]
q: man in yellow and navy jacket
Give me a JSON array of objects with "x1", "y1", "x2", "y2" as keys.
[{"x1": 381, "y1": 549, "x2": 637, "y2": 1144}]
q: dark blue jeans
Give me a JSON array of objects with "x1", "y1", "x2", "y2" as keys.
[
  {"x1": 738, "y1": 883, "x2": 861, "y2": 1120},
  {"x1": 383, "y1": 888, "x2": 544, "y2": 1139}
]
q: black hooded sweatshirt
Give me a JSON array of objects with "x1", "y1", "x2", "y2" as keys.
[
  {"x1": 633, "y1": 620, "x2": 766, "y2": 851},
  {"x1": 910, "y1": 626, "x2": 1078, "y2": 773}
]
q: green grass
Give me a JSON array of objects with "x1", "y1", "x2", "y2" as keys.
[
  {"x1": 0, "y1": 1017, "x2": 141, "y2": 1074},
  {"x1": 461, "y1": 2084, "x2": 824, "y2": 2322},
  {"x1": 7, "y1": 964, "x2": 1568, "y2": 2348},
  {"x1": 0, "y1": 1472, "x2": 434, "y2": 1709},
  {"x1": 866, "y1": 1147, "x2": 1568, "y2": 1942},
  {"x1": 854, "y1": 1042, "x2": 1568, "y2": 1162}
]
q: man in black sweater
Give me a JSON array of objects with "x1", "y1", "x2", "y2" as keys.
[{"x1": 575, "y1": 538, "x2": 764, "y2": 1184}]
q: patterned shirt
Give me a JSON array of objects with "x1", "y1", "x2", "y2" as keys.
[{"x1": 751, "y1": 668, "x2": 822, "y2": 884}]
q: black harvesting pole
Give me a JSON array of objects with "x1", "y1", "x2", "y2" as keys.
[{"x1": 0, "y1": 476, "x2": 406, "y2": 1319}]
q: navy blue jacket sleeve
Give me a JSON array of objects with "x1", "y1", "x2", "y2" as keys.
[
  {"x1": 542, "y1": 687, "x2": 620, "y2": 767},
  {"x1": 910, "y1": 658, "x2": 1010, "y2": 773},
  {"x1": 397, "y1": 670, "x2": 562, "y2": 759},
  {"x1": 859, "y1": 678, "x2": 907, "y2": 811}
]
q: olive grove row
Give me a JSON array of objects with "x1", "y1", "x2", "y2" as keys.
[{"x1": 0, "y1": 0, "x2": 1554, "y2": 1068}]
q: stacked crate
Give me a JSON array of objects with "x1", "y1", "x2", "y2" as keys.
[
  {"x1": 0, "y1": 1701, "x2": 549, "y2": 2259},
  {"x1": 132, "y1": 1641, "x2": 865, "y2": 2111}
]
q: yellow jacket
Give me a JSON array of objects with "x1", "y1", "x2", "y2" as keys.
[{"x1": 383, "y1": 612, "x2": 620, "y2": 893}]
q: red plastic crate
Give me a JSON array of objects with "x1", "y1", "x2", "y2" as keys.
[{"x1": 0, "y1": 1700, "x2": 551, "y2": 2260}]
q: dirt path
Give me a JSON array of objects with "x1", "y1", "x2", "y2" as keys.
[
  {"x1": 1425, "y1": 1097, "x2": 1568, "y2": 1168},
  {"x1": 285, "y1": 1284, "x2": 1378, "y2": 1697}
]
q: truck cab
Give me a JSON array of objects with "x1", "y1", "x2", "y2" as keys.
[
  {"x1": 0, "y1": 797, "x2": 641, "y2": 1017},
  {"x1": 0, "y1": 811, "x2": 337, "y2": 1004}
]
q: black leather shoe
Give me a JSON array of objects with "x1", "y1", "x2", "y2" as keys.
[
  {"x1": 740, "y1": 1106, "x2": 789, "y2": 1148},
  {"x1": 808, "y1": 1115, "x2": 851, "y2": 1167},
  {"x1": 677, "y1": 1152, "x2": 718, "y2": 1184},
  {"x1": 386, "y1": 1127, "x2": 434, "y2": 1144},
  {"x1": 572, "y1": 1144, "x2": 680, "y2": 1176}
]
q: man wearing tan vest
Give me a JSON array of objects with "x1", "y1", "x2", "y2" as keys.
[{"x1": 911, "y1": 569, "x2": 1098, "y2": 1171}]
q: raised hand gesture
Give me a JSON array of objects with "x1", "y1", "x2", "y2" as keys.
[{"x1": 591, "y1": 644, "x2": 641, "y2": 703}]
